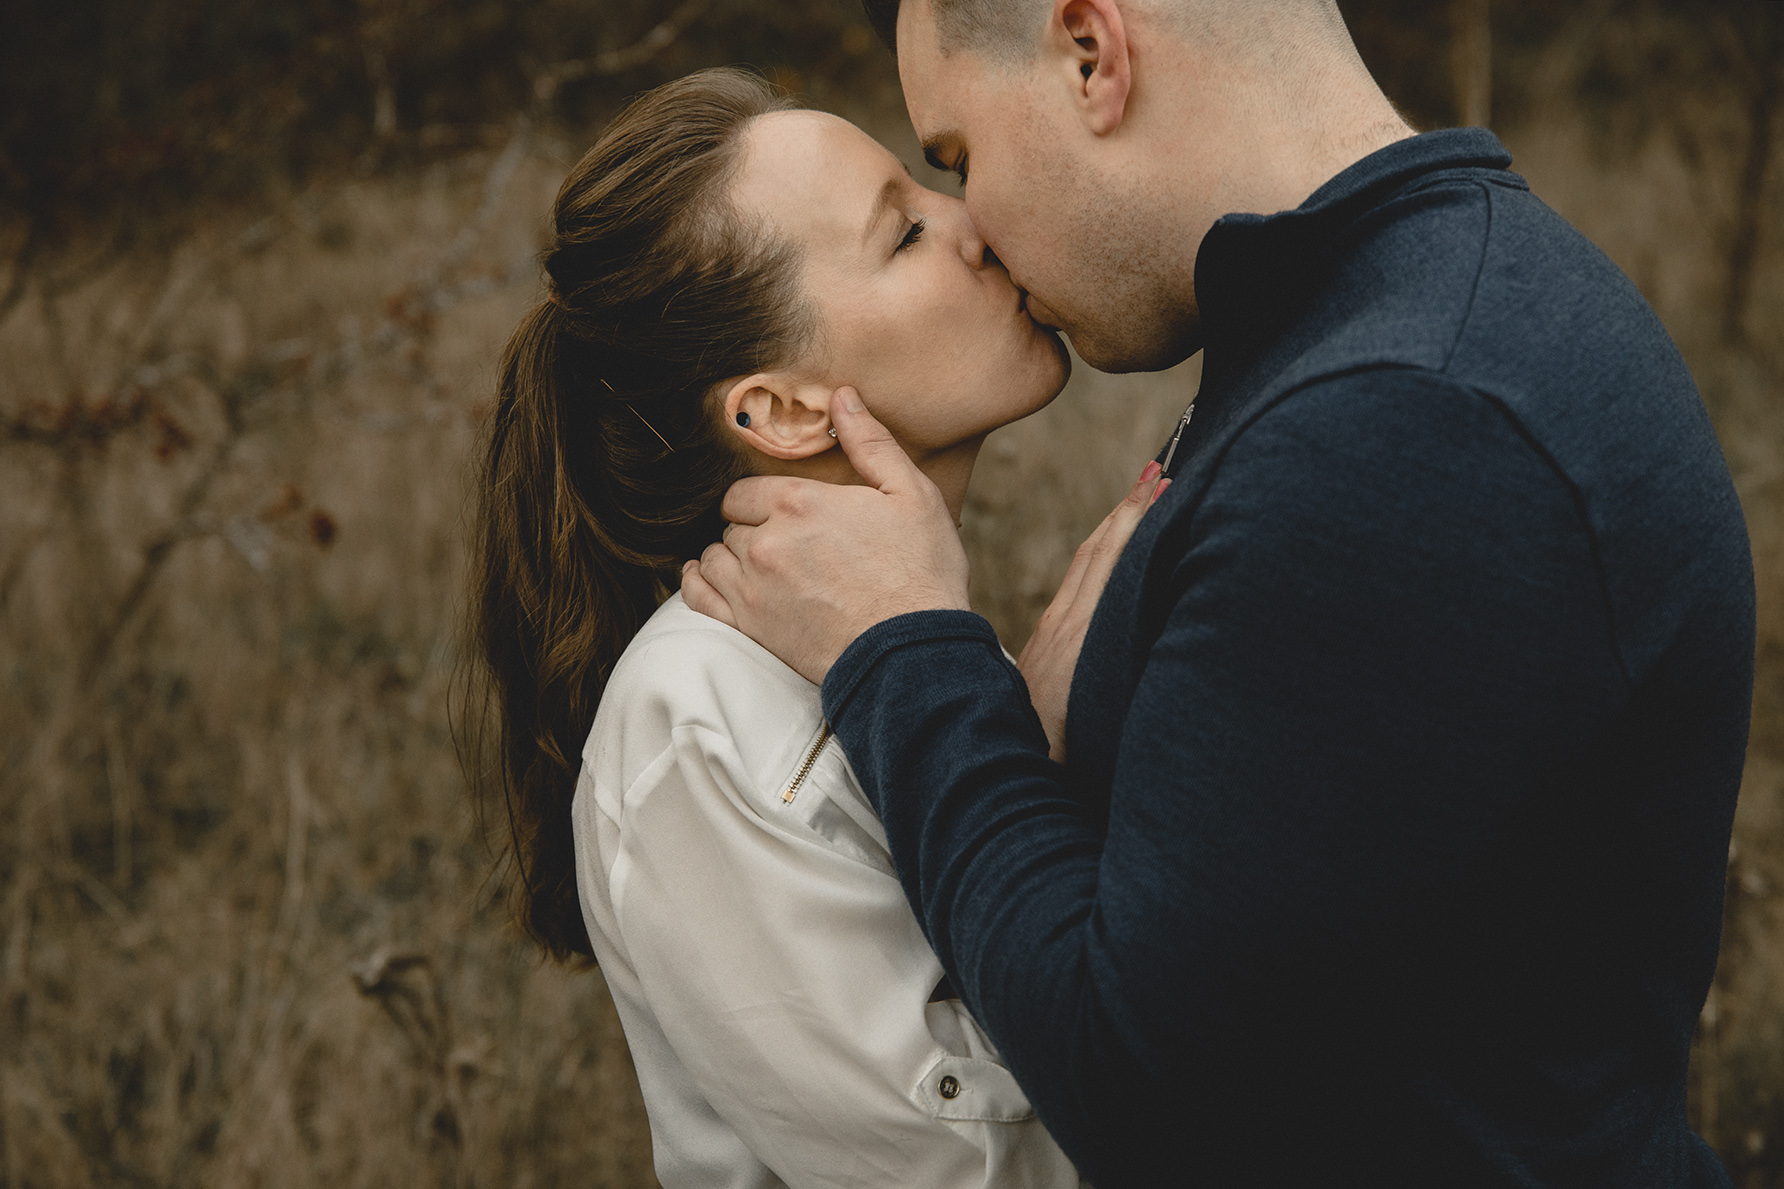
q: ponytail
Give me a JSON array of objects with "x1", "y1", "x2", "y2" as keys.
[{"x1": 463, "y1": 69, "x2": 812, "y2": 960}]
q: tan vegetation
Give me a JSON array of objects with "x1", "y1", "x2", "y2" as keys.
[{"x1": 0, "y1": 2, "x2": 1779, "y2": 1185}]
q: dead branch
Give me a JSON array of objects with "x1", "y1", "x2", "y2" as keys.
[
  {"x1": 0, "y1": 524, "x2": 50, "y2": 615},
  {"x1": 49, "y1": 858, "x2": 131, "y2": 925},
  {"x1": 350, "y1": 949, "x2": 446, "y2": 1064},
  {"x1": 1451, "y1": 0, "x2": 1492, "y2": 128},
  {"x1": 1721, "y1": 16, "x2": 1783, "y2": 343},
  {"x1": 0, "y1": 217, "x2": 39, "y2": 329},
  {"x1": 1527, "y1": 0, "x2": 1619, "y2": 104},
  {"x1": 350, "y1": 945, "x2": 465, "y2": 1161},
  {"x1": 30, "y1": 117, "x2": 536, "y2": 692},
  {"x1": 531, "y1": 0, "x2": 710, "y2": 103}
]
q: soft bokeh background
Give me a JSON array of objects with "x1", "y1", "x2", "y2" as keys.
[{"x1": 1, "y1": 1, "x2": 1780, "y2": 1184}]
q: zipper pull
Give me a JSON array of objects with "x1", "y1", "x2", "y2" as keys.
[
  {"x1": 1158, "y1": 401, "x2": 1196, "y2": 479},
  {"x1": 781, "y1": 723, "x2": 834, "y2": 804}
]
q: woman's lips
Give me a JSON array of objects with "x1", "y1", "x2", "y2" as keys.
[{"x1": 1019, "y1": 288, "x2": 1060, "y2": 330}]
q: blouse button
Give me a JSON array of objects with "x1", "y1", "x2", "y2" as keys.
[{"x1": 938, "y1": 1075, "x2": 961, "y2": 1100}]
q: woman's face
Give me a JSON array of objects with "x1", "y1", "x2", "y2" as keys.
[{"x1": 728, "y1": 111, "x2": 1070, "y2": 458}]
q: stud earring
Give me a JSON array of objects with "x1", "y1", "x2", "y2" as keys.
[{"x1": 736, "y1": 411, "x2": 750, "y2": 427}]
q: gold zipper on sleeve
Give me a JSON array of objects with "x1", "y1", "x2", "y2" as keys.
[{"x1": 781, "y1": 724, "x2": 833, "y2": 804}]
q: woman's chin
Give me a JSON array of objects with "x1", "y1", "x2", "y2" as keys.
[
  {"x1": 1003, "y1": 354, "x2": 1074, "y2": 429},
  {"x1": 1029, "y1": 334, "x2": 1072, "y2": 411},
  {"x1": 1045, "y1": 330, "x2": 1072, "y2": 390}
]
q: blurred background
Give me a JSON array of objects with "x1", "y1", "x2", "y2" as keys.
[{"x1": 0, "y1": 0, "x2": 1779, "y2": 1184}]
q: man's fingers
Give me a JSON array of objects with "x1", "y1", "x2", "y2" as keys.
[
  {"x1": 831, "y1": 388, "x2": 926, "y2": 494},
  {"x1": 718, "y1": 475, "x2": 792, "y2": 528},
  {"x1": 680, "y1": 559, "x2": 739, "y2": 628}
]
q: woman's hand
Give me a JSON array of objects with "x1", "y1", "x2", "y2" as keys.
[{"x1": 1019, "y1": 461, "x2": 1169, "y2": 763}]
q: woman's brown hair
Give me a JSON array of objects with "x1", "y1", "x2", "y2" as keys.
[{"x1": 464, "y1": 68, "x2": 811, "y2": 960}]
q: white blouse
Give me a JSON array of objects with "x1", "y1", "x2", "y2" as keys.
[{"x1": 573, "y1": 593, "x2": 1083, "y2": 1189}]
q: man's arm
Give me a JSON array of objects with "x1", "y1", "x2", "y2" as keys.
[
  {"x1": 683, "y1": 386, "x2": 1166, "y2": 758},
  {"x1": 819, "y1": 370, "x2": 1625, "y2": 1183}
]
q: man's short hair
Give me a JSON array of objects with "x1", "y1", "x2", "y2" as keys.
[
  {"x1": 862, "y1": 0, "x2": 1043, "y2": 57},
  {"x1": 862, "y1": 0, "x2": 1349, "y2": 61}
]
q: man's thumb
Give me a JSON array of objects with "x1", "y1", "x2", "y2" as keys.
[{"x1": 832, "y1": 387, "x2": 921, "y2": 492}]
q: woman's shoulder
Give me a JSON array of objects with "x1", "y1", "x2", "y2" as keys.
[
  {"x1": 584, "y1": 592, "x2": 827, "y2": 791},
  {"x1": 608, "y1": 592, "x2": 817, "y2": 714}
]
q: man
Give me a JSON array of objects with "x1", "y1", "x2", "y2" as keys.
[{"x1": 682, "y1": 0, "x2": 1755, "y2": 1183}]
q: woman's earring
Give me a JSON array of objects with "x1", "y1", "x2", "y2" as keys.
[
  {"x1": 736, "y1": 411, "x2": 750, "y2": 427},
  {"x1": 827, "y1": 428, "x2": 837, "y2": 439}
]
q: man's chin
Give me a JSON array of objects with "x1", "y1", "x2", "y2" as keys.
[{"x1": 1065, "y1": 323, "x2": 1203, "y2": 376}]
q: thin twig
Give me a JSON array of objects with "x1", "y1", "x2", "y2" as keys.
[
  {"x1": 0, "y1": 217, "x2": 40, "y2": 329},
  {"x1": 0, "y1": 522, "x2": 50, "y2": 615},
  {"x1": 531, "y1": 0, "x2": 710, "y2": 103},
  {"x1": 1721, "y1": 15, "x2": 1782, "y2": 343},
  {"x1": 104, "y1": 715, "x2": 134, "y2": 887},
  {"x1": 274, "y1": 753, "x2": 309, "y2": 941},
  {"x1": 51, "y1": 859, "x2": 131, "y2": 925},
  {"x1": 78, "y1": 442, "x2": 232, "y2": 689},
  {"x1": 1527, "y1": 0, "x2": 1619, "y2": 103},
  {"x1": 1450, "y1": 0, "x2": 1492, "y2": 128},
  {"x1": 66, "y1": 120, "x2": 534, "y2": 690}
]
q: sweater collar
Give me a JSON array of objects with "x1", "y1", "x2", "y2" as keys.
[{"x1": 1193, "y1": 127, "x2": 1515, "y2": 385}]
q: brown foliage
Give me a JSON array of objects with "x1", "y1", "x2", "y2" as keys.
[{"x1": 0, "y1": 2, "x2": 1779, "y2": 1185}]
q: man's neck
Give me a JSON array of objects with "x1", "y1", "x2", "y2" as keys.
[{"x1": 1125, "y1": 32, "x2": 1415, "y2": 333}]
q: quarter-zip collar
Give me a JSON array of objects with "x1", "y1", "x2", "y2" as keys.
[{"x1": 1193, "y1": 127, "x2": 1515, "y2": 392}]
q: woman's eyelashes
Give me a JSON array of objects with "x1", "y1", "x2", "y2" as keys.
[{"x1": 896, "y1": 217, "x2": 927, "y2": 254}]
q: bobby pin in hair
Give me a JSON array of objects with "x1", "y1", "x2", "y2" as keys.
[
  {"x1": 601, "y1": 379, "x2": 676, "y2": 453},
  {"x1": 627, "y1": 405, "x2": 675, "y2": 453}
]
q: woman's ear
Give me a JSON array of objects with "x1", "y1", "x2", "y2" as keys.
[
  {"x1": 1054, "y1": 0, "x2": 1132, "y2": 137},
  {"x1": 721, "y1": 373, "x2": 840, "y2": 461}
]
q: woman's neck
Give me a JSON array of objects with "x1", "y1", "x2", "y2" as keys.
[
  {"x1": 768, "y1": 436, "x2": 983, "y2": 528},
  {"x1": 912, "y1": 439, "x2": 982, "y2": 527}
]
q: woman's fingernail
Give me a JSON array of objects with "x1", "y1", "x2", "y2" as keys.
[
  {"x1": 839, "y1": 386, "x2": 865, "y2": 413},
  {"x1": 1150, "y1": 478, "x2": 1172, "y2": 504},
  {"x1": 1139, "y1": 460, "x2": 1162, "y2": 484}
]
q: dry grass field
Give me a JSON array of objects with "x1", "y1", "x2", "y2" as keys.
[{"x1": 0, "y1": 2, "x2": 1780, "y2": 1186}]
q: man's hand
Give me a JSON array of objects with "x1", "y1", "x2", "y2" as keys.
[
  {"x1": 1018, "y1": 462, "x2": 1168, "y2": 762},
  {"x1": 681, "y1": 387, "x2": 970, "y2": 686}
]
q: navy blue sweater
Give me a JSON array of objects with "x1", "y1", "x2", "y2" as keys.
[{"x1": 821, "y1": 130, "x2": 1754, "y2": 1187}]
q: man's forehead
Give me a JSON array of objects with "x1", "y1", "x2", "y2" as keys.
[
  {"x1": 895, "y1": 0, "x2": 950, "y2": 134},
  {"x1": 895, "y1": 0, "x2": 1020, "y2": 146},
  {"x1": 903, "y1": 13, "x2": 995, "y2": 169}
]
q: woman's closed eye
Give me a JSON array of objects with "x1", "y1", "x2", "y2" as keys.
[{"x1": 896, "y1": 217, "x2": 927, "y2": 254}]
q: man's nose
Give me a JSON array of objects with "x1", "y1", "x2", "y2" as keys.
[{"x1": 957, "y1": 215, "x2": 991, "y2": 268}]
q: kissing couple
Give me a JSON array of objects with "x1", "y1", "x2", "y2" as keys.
[{"x1": 467, "y1": 0, "x2": 1755, "y2": 1185}]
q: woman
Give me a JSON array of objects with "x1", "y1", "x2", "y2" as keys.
[{"x1": 469, "y1": 67, "x2": 1143, "y2": 1187}]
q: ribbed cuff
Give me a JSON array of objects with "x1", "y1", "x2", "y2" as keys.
[{"x1": 821, "y1": 610, "x2": 1002, "y2": 725}]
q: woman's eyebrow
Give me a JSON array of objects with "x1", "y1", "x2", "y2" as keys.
[{"x1": 861, "y1": 172, "x2": 908, "y2": 245}]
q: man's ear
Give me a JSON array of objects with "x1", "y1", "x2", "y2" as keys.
[
  {"x1": 1052, "y1": 0, "x2": 1132, "y2": 137},
  {"x1": 722, "y1": 373, "x2": 839, "y2": 460}
]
